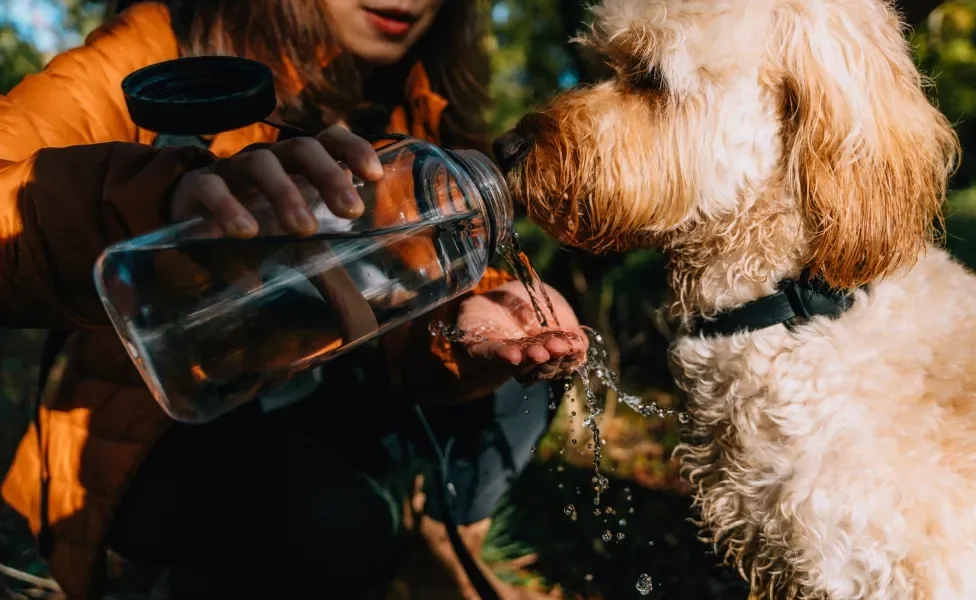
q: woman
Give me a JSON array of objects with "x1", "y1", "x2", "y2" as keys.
[{"x1": 0, "y1": 1, "x2": 586, "y2": 598}]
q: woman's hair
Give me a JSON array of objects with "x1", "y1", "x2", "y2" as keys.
[{"x1": 153, "y1": 0, "x2": 491, "y2": 151}]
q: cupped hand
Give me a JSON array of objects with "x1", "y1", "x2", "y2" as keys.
[
  {"x1": 168, "y1": 125, "x2": 383, "y2": 236},
  {"x1": 456, "y1": 280, "x2": 588, "y2": 382}
]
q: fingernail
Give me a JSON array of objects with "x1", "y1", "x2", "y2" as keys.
[
  {"x1": 297, "y1": 208, "x2": 318, "y2": 232},
  {"x1": 368, "y1": 159, "x2": 384, "y2": 180},
  {"x1": 287, "y1": 209, "x2": 316, "y2": 233},
  {"x1": 229, "y1": 216, "x2": 257, "y2": 236},
  {"x1": 340, "y1": 190, "x2": 364, "y2": 216}
]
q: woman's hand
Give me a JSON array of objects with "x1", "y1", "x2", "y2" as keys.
[
  {"x1": 168, "y1": 125, "x2": 384, "y2": 236},
  {"x1": 456, "y1": 280, "x2": 588, "y2": 382}
]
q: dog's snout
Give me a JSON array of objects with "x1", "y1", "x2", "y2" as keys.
[{"x1": 493, "y1": 131, "x2": 530, "y2": 173}]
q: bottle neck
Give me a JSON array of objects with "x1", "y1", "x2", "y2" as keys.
[{"x1": 446, "y1": 149, "x2": 514, "y2": 261}]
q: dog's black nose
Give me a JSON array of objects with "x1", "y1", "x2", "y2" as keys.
[{"x1": 493, "y1": 131, "x2": 529, "y2": 172}]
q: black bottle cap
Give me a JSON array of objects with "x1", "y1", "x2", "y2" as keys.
[{"x1": 122, "y1": 56, "x2": 277, "y2": 136}]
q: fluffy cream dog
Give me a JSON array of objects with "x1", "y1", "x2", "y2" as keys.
[{"x1": 494, "y1": 1, "x2": 976, "y2": 598}]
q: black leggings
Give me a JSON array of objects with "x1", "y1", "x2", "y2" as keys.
[{"x1": 107, "y1": 372, "x2": 554, "y2": 598}]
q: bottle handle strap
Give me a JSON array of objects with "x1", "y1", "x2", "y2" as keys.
[{"x1": 294, "y1": 243, "x2": 380, "y2": 346}]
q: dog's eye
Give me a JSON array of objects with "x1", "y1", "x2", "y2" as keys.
[{"x1": 631, "y1": 66, "x2": 666, "y2": 92}]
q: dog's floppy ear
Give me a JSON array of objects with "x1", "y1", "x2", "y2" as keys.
[{"x1": 779, "y1": 2, "x2": 959, "y2": 289}]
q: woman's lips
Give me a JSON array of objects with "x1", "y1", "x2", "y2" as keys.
[{"x1": 364, "y1": 8, "x2": 416, "y2": 37}]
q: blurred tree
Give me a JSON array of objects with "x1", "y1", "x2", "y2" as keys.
[
  {"x1": 0, "y1": 21, "x2": 45, "y2": 93},
  {"x1": 0, "y1": 0, "x2": 104, "y2": 93},
  {"x1": 63, "y1": 0, "x2": 106, "y2": 38},
  {"x1": 901, "y1": 0, "x2": 947, "y2": 22},
  {"x1": 913, "y1": 0, "x2": 976, "y2": 187}
]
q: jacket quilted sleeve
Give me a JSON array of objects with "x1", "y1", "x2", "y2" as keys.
[{"x1": 0, "y1": 3, "x2": 218, "y2": 328}]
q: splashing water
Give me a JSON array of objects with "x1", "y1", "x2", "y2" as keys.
[
  {"x1": 428, "y1": 226, "x2": 693, "y2": 539},
  {"x1": 581, "y1": 326, "x2": 688, "y2": 421},
  {"x1": 636, "y1": 573, "x2": 654, "y2": 595},
  {"x1": 497, "y1": 232, "x2": 561, "y2": 328},
  {"x1": 427, "y1": 321, "x2": 486, "y2": 345},
  {"x1": 576, "y1": 349, "x2": 607, "y2": 505}
]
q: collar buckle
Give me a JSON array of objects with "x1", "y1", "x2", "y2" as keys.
[{"x1": 778, "y1": 278, "x2": 812, "y2": 323}]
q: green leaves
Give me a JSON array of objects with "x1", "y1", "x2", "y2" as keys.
[
  {"x1": 913, "y1": 1, "x2": 976, "y2": 186},
  {"x1": 0, "y1": 22, "x2": 45, "y2": 94}
]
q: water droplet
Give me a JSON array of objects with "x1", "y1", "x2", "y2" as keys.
[
  {"x1": 678, "y1": 412, "x2": 691, "y2": 424},
  {"x1": 586, "y1": 442, "x2": 593, "y2": 450},
  {"x1": 594, "y1": 508, "x2": 602, "y2": 516},
  {"x1": 593, "y1": 496, "x2": 600, "y2": 505},
  {"x1": 629, "y1": 507, "x2": 635, "y2": 514},
  {"x1": 636, "y1": 573, "x2": 653, "y2": 595},
  {"x1": 564, "y1": 504, "x2": 576, "y2": 516},
  {"x1": 571, "y1": 411, "x2": 577, "y2": 417},
  {"x1": 605, "y1": 505, "x2": 614, "y2": 515},
  {"x1": 559, "y1": 449, "x2": 565, "y2": 456},
  {"x1": 524, "y1": 409, "x2": 530, "y2": 414},
  {"x1": 549, "y1": 402, "x2": 557, "y2": 410},
  {"x1": 530, "y1": 446, "x2": 536, "y2": 453},
  {"x1": 601, "y1": 530, "x2": 612, "y2": 542},
  {"x1": 626, "y1": 495, "x2": 633, "y2": 502},
  {"x1": 571, "y1": 439, "x2": 577, "y2": 445},
  {"x1": 648, "y1": 540, "x2": 655, "y2": 546},
  {"x1": 617, "y1": 532, "x2": 625, "y2": 540},
  {"x1": 584, "y1": 574, "x2": 594, "y2": 582},
  {"x1": 557, "y1": 465, "x2": 565, "y2": 472},
  {"x1": 557, "y1": 483, "x2": 564, "y2": 489},
  {"x1": 619, "y1": 518, "x2": 627, "y2": 527},
  {"x1": 598, "y1": 476, "x2": 609, "y2": 490}
]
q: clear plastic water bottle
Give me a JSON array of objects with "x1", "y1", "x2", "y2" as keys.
[{"x1": 94, "y1": 136, "x2": 513, "y2": 424}]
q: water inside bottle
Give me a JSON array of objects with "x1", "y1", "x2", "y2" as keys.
[{"x1": 98, "y1": 210, "x2": 483, "y2": 421}]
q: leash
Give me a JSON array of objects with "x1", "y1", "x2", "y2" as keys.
[
  {"x1": 33, "y1": 330, "x2": 71, "y2": 559},
  {"x1": 411, "y1": 404, "x2": 501, "y2": 600}
]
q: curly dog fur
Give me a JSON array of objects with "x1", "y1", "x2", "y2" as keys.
[{"x1": 497, "y1": 1, "x2": 976, "y2": 598}]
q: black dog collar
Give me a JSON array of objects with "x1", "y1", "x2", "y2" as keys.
[{"x1": 690, "y1": 271, "x2": 861, "y2": 337}]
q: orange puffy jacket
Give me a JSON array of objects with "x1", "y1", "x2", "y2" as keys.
[{"x1": 0, "y1": 4, "x2": 511, "y2": 597}]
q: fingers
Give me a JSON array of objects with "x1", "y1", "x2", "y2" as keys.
[
  {"x1": 172, "y1": 172, "x2": 258, "y2": 238},
  {"x1": 316, "y1": 125, "x2": 384, "y2": 181},
  {"x1": 241, "y1": 149, "x2": 318, "y2": 235},
  {"x1": 273, "y1": 136, "x2": 366, "y2": 220},
  {"x1": 468, "y1": 340, "x2": 523, "y2": 365},
  {"x1": 169, "y1": 128, "x2": 383, "y2": 237},
  {"x1": 469, "y1": 331, "x2": 586, "y2": 376}
]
